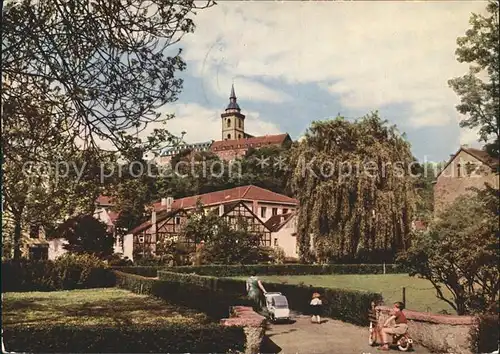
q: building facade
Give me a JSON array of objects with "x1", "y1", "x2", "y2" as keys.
[{"x1": 433, "y1": 146, "x2": 498, "y2": 216}]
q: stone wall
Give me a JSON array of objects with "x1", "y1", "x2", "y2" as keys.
[
  {"x1": 375, "y1": 305, "x2": 477, "y2": 354},
  {"x1": 221, "y1": 306, "x2": 266, "y2": 354}
]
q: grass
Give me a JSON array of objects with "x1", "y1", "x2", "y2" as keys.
[
  {"x1": 2, "y1": 288, "x2": 211, "y2": 329},
  {"x1": 233, "y1": 274, "x2": 455, "y2": 314}
]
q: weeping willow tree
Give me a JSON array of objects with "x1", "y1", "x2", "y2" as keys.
[{"x1": 289, "y1": 113, "x2": 418, "y2": 263}]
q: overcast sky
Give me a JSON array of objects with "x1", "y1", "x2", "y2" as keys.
[{"x1": 152, "y1": 1, "x2": 488, "y2": 162}]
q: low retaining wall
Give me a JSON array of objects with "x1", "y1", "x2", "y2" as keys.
[
  {"x1": 376, "y1": 306, "x2": 477, "y2": 354},
  {"x1": 221, "y1": 306, "x2": 266, "y2": 354}
]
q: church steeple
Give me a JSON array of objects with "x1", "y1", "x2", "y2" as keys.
[
  {"x1": 221, "y1": 84, "x2": 245, "y2": 140},
  {"x1": 226, "y1": 84, "x2": 240, "y2": 112}
]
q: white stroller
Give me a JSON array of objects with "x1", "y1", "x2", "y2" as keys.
[{"x1": 264, "y1": 292, "x2": 290, "y2": 322}]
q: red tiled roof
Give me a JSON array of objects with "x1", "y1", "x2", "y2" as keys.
[
  {"x1": 153, "y1": 185, "x2": 298, "y2": 212},
  {"x1": 96, "y1": 195, "x2": 114, "y2": 206},
  {"x1": 264, "y1": 213, "x2": 295, "y2": 232},
  {"x1": 210, "y1": 134, "x2": 290, "y2": 151},
  {"x1": 436, "y1": 146, "x2": 498, "y2": 179},
  {"x1": 463, "y1": 147, "x2": 497, "y2": 168}
]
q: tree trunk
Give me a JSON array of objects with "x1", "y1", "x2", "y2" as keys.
[{"x1": 13, "y1": 215, "x2": 23, "y2": 260}]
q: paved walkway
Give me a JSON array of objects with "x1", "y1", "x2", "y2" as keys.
[{"x1": 261, "y1": 314, "x2": 432, "y2": 354}]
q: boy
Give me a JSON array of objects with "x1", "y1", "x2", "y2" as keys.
[{"x1": 378, "y1": 302, "x2": 408, "y2": 351}]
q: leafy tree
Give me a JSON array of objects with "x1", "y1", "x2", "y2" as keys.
[
  {"x1": 2, "y1": 0, "x2": 214, "y2": 152},
  {"x1": 202, "y1": 218, "x2": 264, "y2": 265},
  {"x1": 398, "y1": 188, "x2": 499, "y2": 315},
  {"x1": 239, "y1": 145, "x2": 292, "y2": 196},
  {"x1": 448, "y1": 0, "x2": 499, "y2": 158},
  {"x1": 54, "y1": 214, "x2": 115, "y2": 258},
  {"x1": 182, "y1": 200, "x2": 221, "y2": 243},
  {"x1": 182, "y1": 201, "x2": 265, "y2": 264},
  {"x1": 413, "y1": 161, "x2": 445, "y2": 222},
  {"x1": 288, "y1": 113, "x2": 418, "y2": 263}
]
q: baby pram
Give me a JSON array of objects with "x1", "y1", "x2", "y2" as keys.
[{"x1": 264, "y1": 292, "x2": 290, "y2": 322}]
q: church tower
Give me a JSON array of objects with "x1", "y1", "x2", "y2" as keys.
[{"x1": 221, "y1": 85, "x2": 246, "y2": 140}]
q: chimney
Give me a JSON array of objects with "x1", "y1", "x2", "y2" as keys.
[
  {"x1": 219, "y1": 204, "x2": 224, "y2": 216},
  {"x1": 161, "y1": 198, "x2": 167, "y2": 206},
  {"x1": 166, "y1": 197, "x2": 174, "y2": 212},
  {"x1": 151, "y1": 211, "x2": 157, "y2": 234}
]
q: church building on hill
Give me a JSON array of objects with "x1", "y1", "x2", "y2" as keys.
[{"x1": 155, "y1": 85, "x2": 291, "y2": 164}]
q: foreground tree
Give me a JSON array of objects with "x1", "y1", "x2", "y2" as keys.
[
  {"x1": 448, "y1": 0, "x2": 499, "y2": 159},
  {"x1": 2, "y1": 0, "x2": 214, "y2": 152},
  {"x1": 399, "y1": 188, "x2": 499, "y2": 315},
  {"x1": 289, "y1": 113, "x2": 418, "y2": 263}
]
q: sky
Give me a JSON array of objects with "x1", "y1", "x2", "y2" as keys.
[{"x1": 152, "y1": 0, "x2": 489, "y2": 162}]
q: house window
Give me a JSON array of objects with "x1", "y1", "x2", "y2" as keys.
[
  {"x1": 227, "y1": 134, "x2": 231, "y2": 139},
  {"x1": 260, "y1": 207, "x2": 267, "y2": 218},
  {"x1": 238, "y1": 120, "x2": 242, "y2": 128},
  {"x1": 29, "y1": 224, "x2": 40, "y2": 239},
  {"x1": 272, "y1": 208, "x2": 278, "y2": 216},
  {"x1": 227, "y1": 119, "x2": 231, "y2": 127},
  {"x1": 29, "y1": 246, "x2": 48, "y2": 260},
  {"x1": 261, "y1": 233, "x2": 271, "y2": 247},
  {"x1": 457, "y1": 163, "x2": 461, "y2": 178},
  {"x1": 238, "y1": 134, "x2": 241, "y2": 139},
  {"x1": 175, "y1": 217, "x2": 181, "y2": 225},
  {"x1": 274, "y1": 238, "x2": 278, "y2": 246},
  {"x1": 283, "y1": 208, "x2": 288, "y2": 214}
]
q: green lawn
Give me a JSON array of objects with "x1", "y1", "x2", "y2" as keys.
[
  {"x1": 2, "y1": 288, "x2": 211, "y2": 328},
  {"x1": 233, "y1": 274, "x2": 455, "y2": 314}
]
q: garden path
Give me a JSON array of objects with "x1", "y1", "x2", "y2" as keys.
[{"x1": 261, "y1": 314, "x2": 432, "y2": 354}]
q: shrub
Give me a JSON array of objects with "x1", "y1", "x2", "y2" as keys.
[
  {"x1": 2, "y1": 323, "x2": 245, "y2": 353},
  {"x1": 111, "y1": 266, "x2": 163, "y2": 277},
  {"x1": 157, "y1": 270, "x2": 382, "y2": 326},
  {"x1": 114, "y1": 271, "x2": 254, "y2": 319},
  {"x1": 161, "y1": 263, "x2": 407, "y2": 277},
  {"x1": 2, "y1": 254, "x2": 115, "y2": 292},
  {"x1": 470, "y1": 314, "x2": 499, "y2": 353}
]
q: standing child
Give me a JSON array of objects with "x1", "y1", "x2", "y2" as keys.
[{"x1": 310, "y1": 292, "x2": 322, "y2": 323}]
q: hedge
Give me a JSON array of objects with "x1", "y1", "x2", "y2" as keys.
[
  {"x1": 2, "y1": 323, "x2": 245, "y2": 353},
  {"x1": 114, "y1": 271, "x2": 254, "y2": 319},
  {"x1": 470, "y1": 314, "x2": 499, "y2": 354},
  {"x1": 161, "y1": 263, "x2": 407, "y2": 277},
  {"x1": 111, "y1": 266, "x2": 161, "y2": 277},
  {"x1": 158, "y1": 270, "x2": 383, "y2": 326},
  {"x1": 2, "y1": 255, "x2": 116, "y2": 292}
]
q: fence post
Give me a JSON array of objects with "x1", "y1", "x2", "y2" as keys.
[
  {"x1": 402, "y1": 287, "x2": 406, "y2": 307},
  {"x1": 383, "y1": 262, "x2": 386, "y2": 274}
]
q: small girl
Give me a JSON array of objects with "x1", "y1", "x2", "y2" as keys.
[{"x1": 310, "y1": 292, "x2": 322, "y2": 323}]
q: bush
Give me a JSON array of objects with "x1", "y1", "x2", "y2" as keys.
[
  {"x1": 161, "y1": 263, "x2": 407, "y2": 277},
  {"x1": 157, "y1": 270, "x2": 382, "y2": 326},
  {"x1": 470, "y1": 314, "x2": 499, "y2": 353},
  {"x1": 114, "y1": 271, "x2": 254, "y2": 319},
  {"x1": 2, "y1": 254, "x2": 115, "y2": 292},
  {"x1": 111, "y1": 266, "x2": 163, "y2": 277},
  {"x1": 2, "y1": 323, "x2": 245, "y2": 353}
]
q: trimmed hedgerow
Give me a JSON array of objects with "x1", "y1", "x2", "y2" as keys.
[
  {"x1": 157, "y1": 270, "x2": 383, "y2": 326},
  {"x1": 470, "y1": 314, "x2": 499, "y2": 354},
  {"x1": 161, "y1": 263, "x2": 407, "y2": 277},
  {"x1": 2, "y1": 323, "x2": 245, "y2": 353},
  {"x1": 2, "y1": 255, "x2": 115, "y2": 292},
  {"x1": 111, "y1": 266, "x2": 161, "y2": 277},
  {"x1": 114, "y1": 271, "x2": 253, "y2": 319}
]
